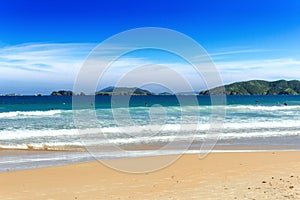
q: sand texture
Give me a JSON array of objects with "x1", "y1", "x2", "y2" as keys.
[{"x1": 1, "y1": 151, "x2": 300, "y2": 199}]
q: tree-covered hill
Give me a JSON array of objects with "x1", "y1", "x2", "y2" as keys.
[
  {"x1": 199, "y1": 80, "x2": 300, "y2": 95},
  {"x1": 96, "y1": 86, "x2": 154, "y2": 95}
]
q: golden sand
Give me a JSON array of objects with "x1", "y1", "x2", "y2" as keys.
[{"x1": 1, "y1": 151, "x2": 300, "y2": 199}]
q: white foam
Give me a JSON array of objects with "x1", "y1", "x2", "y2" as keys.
[
  {"x1": 227, "y1": 105, "x2": 300, "y2": 111},
  {"x1": 1, "y1": 129, "x2": 300, "y2": 159},
  {"x1": 1, "y1": 118, "x2": 300, "y2": 141},
  {"x1": 0, "y1": 110, "x2": 62, "y2": 118},
  {"x1": 74, "y1": 130, "x2": 300, "y2": 146},
  {"x1": 0, "y1": 142, "x2": 83, "y2": 150},
  {"x1": 0, "y1": 129, "x2": 79, "y2": 140},
  {"x1": 224, "y1": 120, "x2": 300, "y2": 129}
]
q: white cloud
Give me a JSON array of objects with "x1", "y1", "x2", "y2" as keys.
[
  {"x1": 216, "y1": 58, "x2": 300, "y2": 84},
  {"x1": 0, "y1": 43, "x2": 95, "y2": 86},
  {"x1": 0, "y1": 43, "x2": 299, "y2": 94}
]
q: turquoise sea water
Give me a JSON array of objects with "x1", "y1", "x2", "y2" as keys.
[{"x1": 0, "y1": 95, "x2": 300, "y2": 171}]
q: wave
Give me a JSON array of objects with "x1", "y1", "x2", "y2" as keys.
[
  {"x1": 90, "y1": 130, "x2": 300, "y2": 145},
  {"x1": 0, "y1": 110, "x2": 64, "y2": 119},
  {"x1": 0, "y1": 129, "x2": 79, "y2": 140},
  {"x1": 227, "y1": 105, "x2": 300, "y2": 111},
  {"x1": 1, "y1": 119, "x2": 300, "y2": 141},
  {"x1": 0, "y1": 104, "x2": 299, "y2": 119},
  {"x1": 1, "y1": 129, "x2": 300, "y2": 151},
  {"x1": 0, "y1": 142, "x2": 84, "y2": 151}
]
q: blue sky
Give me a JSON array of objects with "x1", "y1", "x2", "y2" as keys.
[{"x1": 0, "y1": 0, "x2": 300, "y2": 94}]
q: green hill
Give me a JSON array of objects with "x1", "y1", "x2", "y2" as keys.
[
  {"x1": 96, "y1": 86, "x2": 154, "y2": 95},
  {"x1": 199, "y1": 80, "x2": 300, "y2": 95}
]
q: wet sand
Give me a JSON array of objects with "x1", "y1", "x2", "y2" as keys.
[{"x1": 1, "y1": 151, "x2": 300, "y2": 199}]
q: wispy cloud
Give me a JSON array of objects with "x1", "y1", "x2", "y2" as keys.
[
  {"x1": 216, "y1": 58, "x2": 300, "y2": 84},
  {"x1": 193, "y1": 48, "x2": 273, "y2": 61},
  {"x1": 0, "y1": 43, "x2": 95, "y2": 82},
  {"x1": 0, "y1": 43, "x2": 299, "y2": 94},
  {"x1": 210, "y1": 49, "x2": 272, "y2": 57}
]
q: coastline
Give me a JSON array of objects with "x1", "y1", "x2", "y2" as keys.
[
  {"x1": 2, "y1": 144, "x2": 300, "y2": 172},
  {"x1": 1, "y1": 151, "x2": 300, "y2": 199},
  {"x1": 1, "y1": 95, "x2": 300, "y2": 198},
  {"x1": 1, "y1": 143, "x2": 300, "y2": 172}
]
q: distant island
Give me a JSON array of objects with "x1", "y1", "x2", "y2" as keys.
[
  {"x1": 95, "y1": 86, "x2": 154, "y2": 96},
  {"x1": 51, "y1": 90, "x2": 75, "y2": 96},
  {"x1": 200, "y1": 80, "x2": 300, "y2": 95},
  {"x1": 2, "y1": 80, "x2": 300, "y2": 96},
  {"x1": 50, "y1": 87, "x2": 175, "y2": 96}
]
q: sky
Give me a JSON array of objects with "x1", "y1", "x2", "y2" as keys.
[{"x1": 0, "y1": 0, "x2": 300, "y2": 94}]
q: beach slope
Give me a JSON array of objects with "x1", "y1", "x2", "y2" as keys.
[{"x1": 1, "y1": 151, "x2": 300, "y2": 199}]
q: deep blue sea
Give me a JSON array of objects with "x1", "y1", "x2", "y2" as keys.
[{"x1": 1, "y1": 95, "x2": 300, "y2": 171}]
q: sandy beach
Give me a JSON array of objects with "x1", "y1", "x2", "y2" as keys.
[
  {"x1": 1, "y1": 151, "x2": 300, "y2": 199},
  {"x1": 2, "y1": 0, "x2": 300, "y2": 199}
]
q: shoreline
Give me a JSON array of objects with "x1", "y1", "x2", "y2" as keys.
[
  {"x1": 1, "y1": 151, "x2": 300, "y2": 199},
  {"x1": 2, "y1": 144, "x2": 300, "y2": 153},
  {"x1": 2, "y1": 145, "x2": 300, "y2": 172},
  {"x1": 2, "y1": 143, "x2": 300, "y2": 151}
]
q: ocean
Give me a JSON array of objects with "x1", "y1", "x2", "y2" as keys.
[{"x1": 1, "y1": 95, "x2": 300, "y2": 171}]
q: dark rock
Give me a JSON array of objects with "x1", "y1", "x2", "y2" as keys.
[{"x1": 51, "y1": 90, "x2": 74, "y2": 96}]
